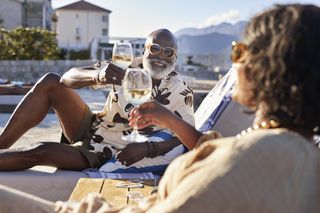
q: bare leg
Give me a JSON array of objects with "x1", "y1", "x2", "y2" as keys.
[
  {"x1": 0, "y1": 73, "x2": 88, "y2": 148},
  {"x1": 0, "y1": 142, "x2": 90, "y2": 171}
]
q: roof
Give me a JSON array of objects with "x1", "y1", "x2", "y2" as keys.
[{"x1": 55, "y1": 0, "x2": 111, "y2": 13}]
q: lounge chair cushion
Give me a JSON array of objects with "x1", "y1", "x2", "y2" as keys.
[{"x1": 0, "y1": 166, "x2": 87, "y2": 202}]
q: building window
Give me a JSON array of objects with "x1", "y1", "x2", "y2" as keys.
[
  {"x1": 76, "y1": 27, "x2": 81, "y2": 35},
  {"x1": 102, "y1": 28, "x2": 108, "y2": 36},
  {"x1": 75, "y1": 27, "x2": 81, "y2": 40},
  {"x1": 102, "y1": 15, "x2": 108, "y2": 22}
]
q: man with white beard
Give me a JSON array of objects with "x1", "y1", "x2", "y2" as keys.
[{"x1": 0, "y1": 29, "x2": 194, "y2": 174}]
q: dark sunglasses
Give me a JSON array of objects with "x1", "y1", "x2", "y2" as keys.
[
  {"x1": 231, "y1": 41, "x2": 248, "y2": 63},
  {"x1": 144, "y1": 43, "x2": 176, "y2": 58}
]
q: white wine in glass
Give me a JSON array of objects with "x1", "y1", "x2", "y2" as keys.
[
  {"x1": 122, "y1": 68, "x2": 152, "y2": 142},
  {"x1": 112, "y1": 42, "x2": 133, "y2": 69}
]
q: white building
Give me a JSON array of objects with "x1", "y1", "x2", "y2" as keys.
[
  {"x1": 181, "y1": 64, "x2": 201, "y2": 72},
  {"x1": 0, "y1": 0, "x2": 52, "y2": 29},
  {"x1": 90, "y1": 37, "x2": 145, "y2": 61},
  {"x1": 54, "y1": 0, "x2": 111, "y2": 50},
  {"x1": 109, "y1": 37, "x2": 146, "y2": 56},
  {"x1": 0, "y1": 0, "x2": 21, "y2": 29}
]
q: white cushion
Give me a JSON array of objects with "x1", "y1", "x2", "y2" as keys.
[{"x1": 0, "y1": 166, "x2": 87, "y2": 201}]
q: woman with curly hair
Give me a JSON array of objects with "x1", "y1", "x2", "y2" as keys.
[
  {"x1": 0, "y1": 4, "x2": 319, "y2": 213},
  {"x1": 131, "y1": 4, "x2": 320, "y2": 150},
  {"x1": 127, "y1": 3, "x2": 320, "y2": 212}
]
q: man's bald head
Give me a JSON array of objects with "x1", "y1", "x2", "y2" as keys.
[
  {"x1": 143, "y1": 29, "x2": 178, "y2": 79},
  {"x1": 146, "y1": 29, "x2": 178, "y2": 51}
]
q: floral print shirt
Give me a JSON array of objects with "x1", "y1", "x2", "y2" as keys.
[{"x1": 90, "y1": 71, "x2": 195, "y2": 152}]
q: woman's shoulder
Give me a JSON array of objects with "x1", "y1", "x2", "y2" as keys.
[
  {"x1": 242, "y1": 128, "x2": 309, "y2": 145},
  {"x1": 232, "y1": 128, "x2": 319, "y2": 161},
  {"x1": 196, "y1": 128, "x2": 316, "y2": 158}
]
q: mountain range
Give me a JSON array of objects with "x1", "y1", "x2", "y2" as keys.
[
  {"x1": 175, "y1": 21, "x2": 247, "y2": 37},
  {"x1": 175, "y1": 21, "x2": 248, "y2": 55}
]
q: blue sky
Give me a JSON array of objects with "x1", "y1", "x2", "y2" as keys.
[{"x1": 52, "y1": 0, "x2": 320, "y2": 37}]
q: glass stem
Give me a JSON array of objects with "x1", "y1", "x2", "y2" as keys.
[{"x1": 133, "y1": 122, "x2": 139, "y2": 134}]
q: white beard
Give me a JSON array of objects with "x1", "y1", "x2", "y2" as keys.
[{"x1": 143, "y1": 58, "x2": 174, "y2": 79}]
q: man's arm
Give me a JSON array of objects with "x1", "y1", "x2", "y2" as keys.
[
  {"x1": 115, "y1": 137, "x2": 182, "y2": 166},
  {"x1": 60, "y1": 62, "x2": 125, "y2": 89}
]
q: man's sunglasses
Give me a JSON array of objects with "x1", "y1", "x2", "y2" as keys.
[
  {"x1": 144, "y1": 43, "x2": 176, "y2": 58},
  {"x1": 231, "y1": 41, "x2": 248, "y2": 63}
]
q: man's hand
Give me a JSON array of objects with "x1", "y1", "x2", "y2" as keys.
[
  {"x1": 95, "y1": 62, "x2": 125, "y2": 86},
  {"x1": 60, "y1": 61, "x2": 126, "y2": 88},
  {"x1": 115, "y1": 143, "x2": 148, "y2": 166}
]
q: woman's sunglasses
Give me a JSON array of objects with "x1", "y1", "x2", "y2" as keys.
[
  {"x1": 231, "y1": 41, "x2": 248, "y2": 63},
  {"x1": 144, "y1": 43, "x2": 176, "y2": 58}
]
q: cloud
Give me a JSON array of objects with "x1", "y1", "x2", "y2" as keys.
[{"x1": 198, "y1": 9, "x2": 240, "y2": 28}]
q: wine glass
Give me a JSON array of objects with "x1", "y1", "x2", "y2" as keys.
[
  {"x1": 112, "y1": 42, "x2": 133, "y2": 69},
  {"x1": 122, "y1": 68, "x2": 152, "y2": 142}
]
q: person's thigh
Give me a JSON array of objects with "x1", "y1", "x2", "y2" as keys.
[
  {"x1": 59, "y1": 105, "x2": 93, "y2": 144},
  {"x1": 48, "y1": 84, "x2": 89, "y2": 142}
]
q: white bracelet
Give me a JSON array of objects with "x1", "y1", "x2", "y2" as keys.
[{"x1": 95, "y1": 66, "x2": 107, "y2": 85}]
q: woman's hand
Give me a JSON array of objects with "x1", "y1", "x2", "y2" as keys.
[
  {"x1": 129, "y1": 101, "x2": 175, "y2": 130},
  {"x1": 129, "y1": 100, "x2": 202, "y2": 150}
]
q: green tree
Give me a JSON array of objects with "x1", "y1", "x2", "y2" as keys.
[{"x1": 0, "y1": 27, "x2": 60, "y2": 60}]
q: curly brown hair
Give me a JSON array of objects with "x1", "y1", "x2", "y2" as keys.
[{"x1": 243, "y1": 4, "x2": 320, "y2": 133}]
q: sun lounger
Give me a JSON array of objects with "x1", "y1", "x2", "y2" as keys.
[
  {"x1": 0, "y1": 68, "x2": 253, "y2": 202},
  {"x1": 195, "y1": 68, "x2": 254, "y2": 136},
  {"x1": 0, "y1": 83, "x2": 33, "y2": 95},
  {"x1": 0, "y1": 167, "x2": 161, "y2": 202},
  {"x1": 0, "y1": 166, "x2": 87, "y2": 201},
  {"x1": 0, "y1": 83, "x2": 33, "y2": 113}
]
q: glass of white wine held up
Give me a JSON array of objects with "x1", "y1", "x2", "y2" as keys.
[
  {"x1": 122, "y1": 68, "x2": 152, "y2": 142},
  {"x1": 112, "y1": 42, "x2": 133, "y2": 69}
]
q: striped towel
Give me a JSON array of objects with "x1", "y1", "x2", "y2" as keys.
[
  {"x1": 84, "y1": 170, "x2": 160, "y2": 179},
  {"x1": 96, "y1": 130, "x2": 185, "y2": 174}
]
